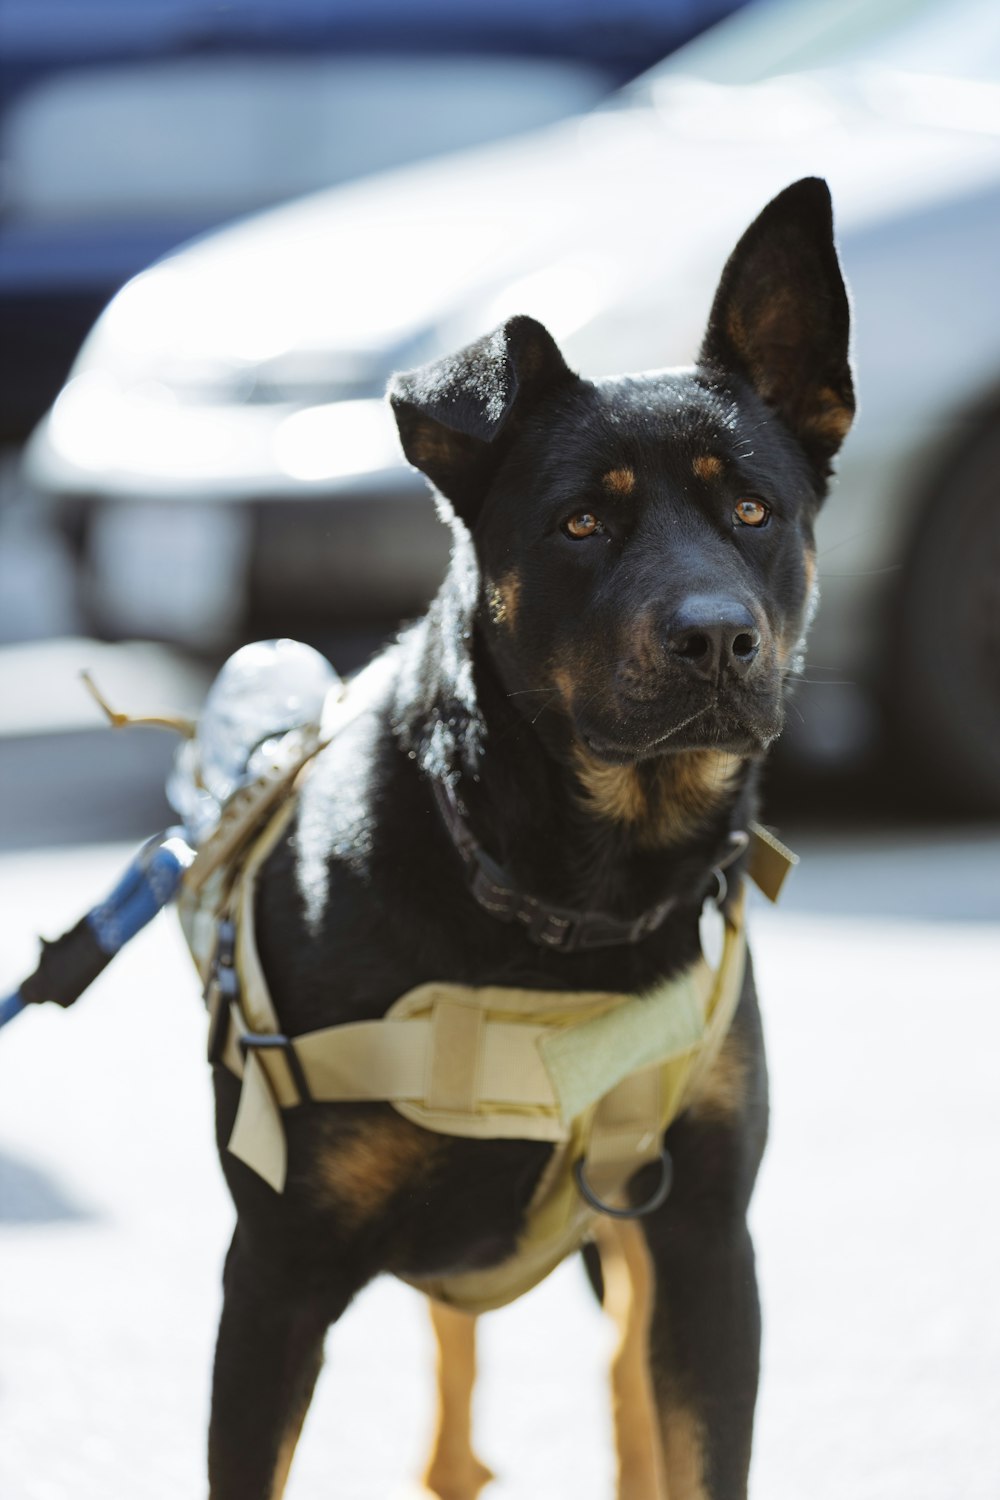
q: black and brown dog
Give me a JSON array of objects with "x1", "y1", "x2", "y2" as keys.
[{"x1": 208, "y1": 177, "x2": 854, "y2": 1499}]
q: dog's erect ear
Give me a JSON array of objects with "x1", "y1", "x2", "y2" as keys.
[
  {"x1": 699, "y1": 178, "x2": 855, "y2": 473},
  {"x1": 389, "y1": 315, "x2": 574, "y2": 522}
]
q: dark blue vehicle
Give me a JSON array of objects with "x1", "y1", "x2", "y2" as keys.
[{"x1": 0, "y1": 0, "x2": 744, "y2": 440}]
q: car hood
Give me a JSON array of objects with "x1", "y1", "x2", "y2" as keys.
[
  {"x1": 30, "y1": 64, "x2": 1000, "y2": 502},
  {"x1": 76, "y1": 66, "x2": 1000, "y2": 393}
]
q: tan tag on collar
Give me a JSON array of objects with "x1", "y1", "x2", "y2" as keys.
[{"x1": 748, "y1": 821, "x2": 798, "y2": 903}]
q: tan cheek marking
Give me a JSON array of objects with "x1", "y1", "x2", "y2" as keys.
[
  {"x1": 551, "y1": 666, "x2": 577, "y2": 715},
  {"x1": 313, "y1": 1114, "x2": 436, "y2": 1222},
  {"x1": 687, "y1": 1027, "x2": 747, "y2": 1123},
  {"x1": 487, "y1": 570, "x2": 521, "y2": 629},
  {"x1": 692, "y1": 455, "x2": 723, "y2": 482},
  {"x1": 603, "y1": 467, "x2": 636, "y2": 496}
]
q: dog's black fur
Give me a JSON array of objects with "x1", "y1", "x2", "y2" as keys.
[{"x1": 208, "y1": 178, "x2": 853, "y2": 1498}]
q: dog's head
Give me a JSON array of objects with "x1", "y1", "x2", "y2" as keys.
[{"x1": 390, "y1": 178, "x2": 853, "y2": 769}]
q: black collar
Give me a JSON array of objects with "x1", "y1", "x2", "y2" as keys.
[{"x1": 431, "y1": 776, "x2": 748, "y2": 954}]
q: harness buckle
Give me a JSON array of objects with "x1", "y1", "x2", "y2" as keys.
[
  {"x1": 239, "y1": 1030, "x2": 313, "y2": 1106},
  {"x1": 205, "y1": 918, "x2": 238, "y2": 1066}
]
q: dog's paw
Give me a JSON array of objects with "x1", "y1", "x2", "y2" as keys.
[{"x1": 393, "y1": 1455, "x2": 496, "y2": 1500}]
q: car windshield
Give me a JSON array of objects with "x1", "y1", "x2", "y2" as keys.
[{"x1": 630, "y1": 0, "x2": 1000, "y2": 94}]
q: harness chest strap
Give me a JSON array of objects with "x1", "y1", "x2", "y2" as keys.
[
  {"x1": 185, "y1": 797, "x2": 755, "y2": 1309},
  {"x1": 414, "y1": 882, "x2": 751, "y2": 1311},
  {"x1": 179, "y1": 727, "x2": 794, "y2": 1311}
]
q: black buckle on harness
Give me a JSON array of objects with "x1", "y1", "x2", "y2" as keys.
[
  {"x1": 206, "y1": 919, "x2": 238, "y2": 1066},
  {"x1": 239, "y1": 1031, "x2": 313, "y2": 1106}
]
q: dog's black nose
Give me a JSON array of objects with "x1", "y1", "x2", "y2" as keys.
[{"x1": 666, "y1": 597, "x2": 761, "y2": 681}]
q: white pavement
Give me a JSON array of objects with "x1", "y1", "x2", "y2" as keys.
[{"x1": 1, "y1": 838, "x2": 998, "y2": 1500}]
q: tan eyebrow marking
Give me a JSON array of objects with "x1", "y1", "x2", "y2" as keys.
[
  {"x1": 602, "y1": 467, "x2": 636, "y2": 496},
  {"x1": 692, "y1": 455, "x2": 723, "y2": 482}
]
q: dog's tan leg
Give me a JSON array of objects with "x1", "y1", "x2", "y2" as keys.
[
  {"x1": 657, "y1": 1404, "x2": 711, "y2": 1500},
  {"x1": 417, "y1": 1299, "x2": 495, "y2": 1500},
  {"x1": 594, "y1": 1219, "x2": 667, "y2": 1500}
]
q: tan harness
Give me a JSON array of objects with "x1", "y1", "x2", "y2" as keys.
[{"x1": 179, "y1": 727, "x2": 793, "y2": 1314}]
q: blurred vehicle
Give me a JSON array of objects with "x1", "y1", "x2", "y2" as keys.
[
  {"x1": 24, "y1": 0, "x2": 1000, "y2": 809},
  {"x1": 1, "y1": 0, "x2": 745, "y2": 441}
]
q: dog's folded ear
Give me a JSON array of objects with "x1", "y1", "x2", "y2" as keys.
[
  {"x1": 700, "y1": 177, "x2": 855, "y2": 474},
  {"x1": 389, "y1": 315, "x2": 575, "y2": 523}
]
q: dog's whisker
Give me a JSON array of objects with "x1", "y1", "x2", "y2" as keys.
[
  {"x1": 795, "y1": 676, "x2": 857, "y2": 686},
  {"x1": 814, "y1": 524, "x2": 882, "y2": 561},
  {"x1": 818, "y1": 564, "x2": 904, "y2": 579},
  {"x1": 529, "y1": 692, "x2": 562, "y2": 725}
]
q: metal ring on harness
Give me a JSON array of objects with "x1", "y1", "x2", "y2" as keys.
[
  {"x1": 712, "y1": 865, "x2": 728, "y2": 906},
  {"x1": 573, "y1": 1146, "x2": 673, "y2": 1220}
]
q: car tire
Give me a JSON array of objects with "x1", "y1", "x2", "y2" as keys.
[{"x1": 891, "y1": 414, "x2": 1000, "y2": 815}]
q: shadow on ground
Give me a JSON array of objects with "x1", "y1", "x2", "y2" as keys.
[{"x1": 0, "y1": 1151, "x2": 96, "y2": 1225}]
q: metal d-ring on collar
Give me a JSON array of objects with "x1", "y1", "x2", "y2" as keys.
[
  {"x1": 573, "y1": 1147, "x2": 674, "y2": 1219},
  {"x1": 712, "y1": 828, "x2": 750, "y2": 906},
  {"x1": 431, "y1": 776, "x2": 748, "y2": 954}
]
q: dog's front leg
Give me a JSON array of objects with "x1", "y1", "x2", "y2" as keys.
[
  {"x1": 641, "y1": 1190, "x2": 761, "y2": 1500},
  {"x1": 208, "y1": 1227, "x2": 352, "y2": 1500},
  {"x1": 593, "y1": 1219, "x2": 667, "y2": 1500},
  {"x1": 417, "y1": 1300, "x2": 494, "y2": 1500}
]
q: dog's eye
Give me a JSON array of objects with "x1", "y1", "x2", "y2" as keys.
[
  {"x1": 733, "y1": 498, "x2": 770, "y2": 528},
  {"x1": 563, "y1": 512, "x2": 604, "y2": 539}
]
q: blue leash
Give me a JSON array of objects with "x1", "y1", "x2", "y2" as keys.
[{"x1": 0, "y1": 830, "x2": 194, "y2": 1030}]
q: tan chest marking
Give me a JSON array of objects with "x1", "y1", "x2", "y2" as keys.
[
  {"x1": 311, "y1": 1113, "x2": 438, "y2": 1222},
  {"x1": 573, "y1": 749, "x2": 742, "y2": 848},
  {"x1": 686, "y1": 1027, "x2": 747, "y2": 1123}
]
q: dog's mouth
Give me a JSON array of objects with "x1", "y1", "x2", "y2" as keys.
[{"x1": 576, "y1": 691, "x2": 783, "y2": 765}]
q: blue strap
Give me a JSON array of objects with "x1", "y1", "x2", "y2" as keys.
[
  {"x1": 0, "y1": 992, "x2": 26, "y2": 1029},
  {"x1": 86, "y1": 833, "x2": 192, "y2": 955}
]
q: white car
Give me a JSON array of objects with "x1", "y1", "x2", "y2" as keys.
[{"x1": 25, "y1": 0, "x2": 1000, "y2": 808}]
